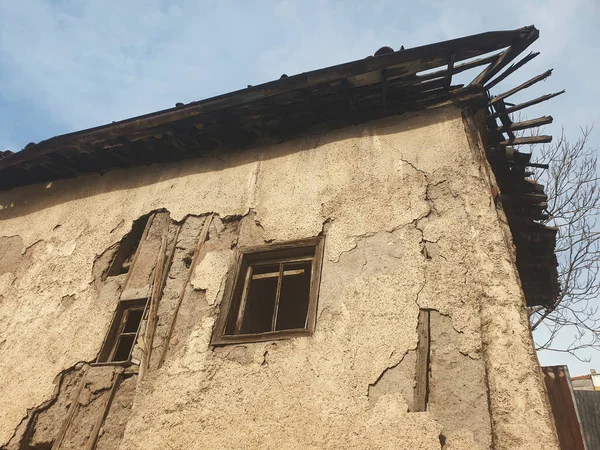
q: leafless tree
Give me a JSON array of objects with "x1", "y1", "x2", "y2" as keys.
[{"x1": 528, "y1": 126, "x2": 600, "y2": 360}]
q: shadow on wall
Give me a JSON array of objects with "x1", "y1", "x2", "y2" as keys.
[{"x1": 0, "y1": 109, "x2": 457, "y2": 221}]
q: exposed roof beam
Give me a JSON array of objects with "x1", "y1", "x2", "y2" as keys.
[
  {"x1": 470, "y1": 27, "x2": 539, "y2": 86},
  {"x1": 489, "y1": 70, "x2": 553, "y2": 105},
  {"x1": 499, "y1": 135, "x2": 553, "y2": 146},
  {"x1": 489, "y1": 90, "x2": 565, "y2": 118},
  {"x1": 496, "y1": 116, "x2": 553, "y2": 133},
  {"x1": 485, "y1": 51, "x2": 540, "y2": 90},
  {"x1": 0, "y1": 26, "x2": 538, "y2": 171}
]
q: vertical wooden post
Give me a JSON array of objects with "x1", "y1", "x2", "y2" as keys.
[
  {"x1": 234, "y1": 266, "x2": 253, "y2": 334},
  {"x1": 84, "y1": 370, "x2": 123, "y2": 450},
  {"x1": 270, "y1": 264, "x2": 284, "y2": 331},
  {"x1": 413, "y1": 309, "x2": 430, "y2": 412},
  {"x1": 51, "y1": 366, "x2": 89, "y2": 450},
  {"x1": 156, "y1": 214, "x2": 213, "y2": 369},
  {"x1": 139, "y1": 213, "x2": 170, "y2": 381}
]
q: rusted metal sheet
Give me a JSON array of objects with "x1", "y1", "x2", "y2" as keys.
[
  {"x1": 573, "y1": 390, "x2": 600, "y2": 450},
  {"x1": 542, "y1": 366, "x2": 586, "y2": 450}
]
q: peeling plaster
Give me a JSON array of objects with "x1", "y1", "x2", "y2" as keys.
[
  {"x1": 0, "y1": 105, "x2": 559, "y2": 449},
  {"x1": 191, "y1": 250, "x2": 234, "y2": 306}
]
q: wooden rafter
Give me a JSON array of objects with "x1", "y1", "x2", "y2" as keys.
[
  {"x1": 499, "y1": 135, "x2": 553, "y2": 146},
  {"x1": 444, "y1": 53, "x2": 456, "y2": 89},
  {"x1": 470, "y1": 26, "x2": 539, "y2": 86},
  {"x1": 489, "y1": 90, "x2": 565, "y2": 119},
  {"x1": 417, "y1": 52, "x2": 500, "y2": 82},
  {"x1": 496, "y1": 116, "x2": 553, "y2": 133},
  {"x1": 485, "y1": 51, "x2": 540, "y2": 90},
  {"x1": 489, "y1": 69, "x2": 553, "y2": 105}
]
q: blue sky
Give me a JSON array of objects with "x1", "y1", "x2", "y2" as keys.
[{"x1": 0, "y1": 0, "x2": 598, "y2": 374}]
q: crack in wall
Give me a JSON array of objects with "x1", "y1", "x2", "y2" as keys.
[{"x1": 3, "y1": 362, "x2": 90, "y2": 449}]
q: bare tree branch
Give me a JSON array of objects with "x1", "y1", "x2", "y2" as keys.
[{"x1": 525, "y1": 124, "x2": 600, "y2": 359}]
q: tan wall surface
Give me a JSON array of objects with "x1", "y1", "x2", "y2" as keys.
[{"x1": 0, "y1": 105, "x2": 558, "y2": 449}]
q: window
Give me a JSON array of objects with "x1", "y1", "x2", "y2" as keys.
[
  {"x1": 97, "y1": 298, "x2": 148, "y2": 363},
  {"x1": 106, "y1": 215, "x2": 149, "y2": 277},
  {"x1": 212, "y1": 237, "x2": 324, "y2": 344}
]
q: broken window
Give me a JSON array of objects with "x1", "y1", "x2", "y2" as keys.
[
  {"x1": 212, "y1": 237, "x2": 324, "y2": 344},
  {"x1": 97, "y1": 298, "x2": 148, "y2": 363},
  {"x1": 106, "y1": 215, "x2": 150, "y2": 277}
]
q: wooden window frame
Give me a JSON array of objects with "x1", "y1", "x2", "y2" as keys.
[
  {"x1": 211, "y1": 237, "x2": 325, "y2": 345},
  {"x1": 96, "y1": 298, "x2": 149, "y2": 364}
]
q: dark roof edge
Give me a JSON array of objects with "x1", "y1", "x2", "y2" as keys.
[{"x1": 0, "y1": 25, "x2": 537, "y2": 171}]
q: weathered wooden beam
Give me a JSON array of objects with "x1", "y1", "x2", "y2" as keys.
[
  {"x1": 505, "y1": 192, "x2": 548, "y2": 203},
  {"x1": 496, "y1": 115, "x2": 553, "y2": 133},
  {"x1": 526, "y1": 162, "x2": 550, "y2": 169},
  {"x1": 499, "y1": 135, "x2": 552, "y2": 146},
  {"x1": 489, "y1": 69, "x2": 553, "y2": 105},
  {"x1": 44, "y1": 153, "x2": 82, "y2": 177},
  {"x1": 485, "y1": 51, "x2": 540, "y2": 90},
  {"x1": 85, "y1": 370, "x2": 123, "y2": 450},
  {"x1": 416, "y1": 53, "x2": 499, "y2": 82},
  {"x1": 470, "y1": 27, "x2": 539, "y2": 86},
  {"x1": 491, "y1": 101, "x2": 516, "y2": 140},
  {"x1": 444, "y1": 54, "x2": 456, "y2": 89},
  {"x1": 0, "y1": 26, "x2": 539, "y2": 171},
  {"x1": 139, "y1": 212, "x2": 170, "y2": 381},
  {"x1": 157, "y1": 214, "x2": 213, "y2": 369},
  {"x1": 413, "y1": 309, "x2": 430, "y2": 412},
  {"x1": 51, "y1": 368, "x2": 89, "y2": 450},
  {"x1": 489, "y1": 90, "x2": 565, "y2": 118},
  {"x1": 38, "y1": 159, "x2": 67, "y2": 177}
]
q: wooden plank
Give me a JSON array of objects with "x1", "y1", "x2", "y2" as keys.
[
  {"x1": 485, "y1": 51, "x2": 540, "y2": 90},
  {"x1": 499, "y1": 135, "x2": 552, "y2": 146},
  {"x1": 417, "y1": 53, "x2": 499, "y2": 82},
  {"x1": 212, "y1": 328, "x2": 312, "y2": 345},
  {"x1": 525, "y1": 162, "x2": 550, "y2": 169},
  {"x1": 241, "y1": 237, "x2": 328, "y2": 255},
  {"x1": 470, "y1": 27, "x2": 539, "y2": 86},
  {"x1": 444, "y1": 54, "x2": 456, "y2": 89},
  {"x1": 489, "y1": 90, "x2": 565, "y2": 118},
  {"x1": 252, "y1": 269, "x2": 305, "y2": 280},
  {"x1": 84, "y1": 370, "x2": 123, "y2": 450},
  {"x1": 0, "y1": 27, "x2": 539, "y2": 171},
  {"x1": 234, "y1": 266, "x2": 253, "y2": 334},
  {"x1": 413, "y1": 309, "x2": 430, "y2": 412},
  {"x1": 271, "y1": 264, "x2": 285, "y2": 331},
  {"x1": 496, "y1": 116, "x2": 553, "y2": 133},
  {"x1": 489, "y1": 69, "x2": 553, "y2": 105},
  {"x1": 107, "y1": 311, "x2": 130, "y2": 363},
  {"x1": 542, "y1": 366, "x2": 586, "y2": 450},
  {"x1": 156, "y1": 214, "x2": 213, "y2": 369},
  {"x1": 251, "y1": 255, "x2": 316, "y2": 266},
  {"x1": 306, "y1": 236, "x2": 325, "y2": 333},
  {"x1": 491, "y1": 101, "x2": 516, "y2": 140},
  {"x1": 51, "y1": 367, "x2": 88, "y2": 450},
  {"x1": 139, "y1": 212, "x2": 170, "y2": 380}
]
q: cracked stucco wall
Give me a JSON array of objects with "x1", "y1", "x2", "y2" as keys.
[{"x1": 0, "y1": 105, "x2": 558, "y2": 449}]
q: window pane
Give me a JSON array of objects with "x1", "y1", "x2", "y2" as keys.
[
  {"x1": 240, "y1": 269, "x2": 279, "y2": 334},
  {"x1": 123, "y1": 309, "x2": 144, "y2": 333},
  {"x1": 112, "y1": 335, "x2": 136, "y2": 362},
  {"x1": 275, "y1": 261, "x2": 312, "y2": 331}
]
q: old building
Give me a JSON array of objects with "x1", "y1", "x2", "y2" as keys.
[
  {"x1": 0, "y1": 26, "x2": 562, "y2": 449},
  {"x1": 571, "y1": 369, "x2": 600, "y2": 392}
]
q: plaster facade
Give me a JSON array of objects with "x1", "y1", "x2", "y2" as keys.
[{"x1": 0, "y1": 105, "x2": 558, "y2": 449}]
